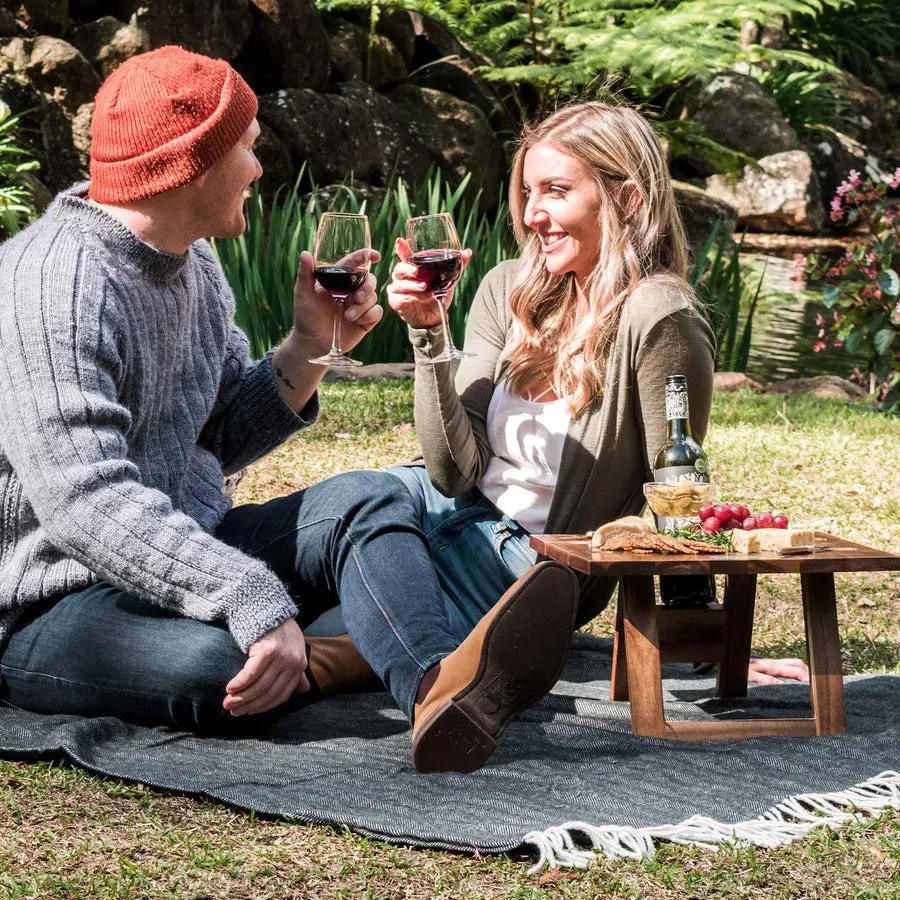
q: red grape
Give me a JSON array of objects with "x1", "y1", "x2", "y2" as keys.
[
  {"x1": 726, "y1": 503, "x2": 744, "y2": 521},
  {"x1": 702, "y1": 516, "x2": 721, "y2": 534},
  {"x1": 697, "y1": 504, "x2": 716, "y2": 522},
  {"x1": 742, "y1": 516, "x2": 758, "y2": 530},
  {"x1": 737, "y1": 504, "x2": 751, "y2": 521},
  {"x1": 772, "y1": 515, "x2": 789, "y2": 529},
  {"x1": 720, "y1": 518, "x2": 740, "y2": 531},
  {"x1": 713, "y1": 504, "x2": 730, "y2": 521},
  {"x1": 756, "y1": 512, "x2": 774, "y2": 528}
]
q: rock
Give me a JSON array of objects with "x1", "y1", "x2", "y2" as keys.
[
  {"x1": 232, "y1": 0, "x2": 329, "y2": 94},
  {"x1": 408, "y1": 57, "x2": 500, "y2": 124},
  {"x1": 20, "y1": 171, "x2": 53, "y2": 210},
  {"x1": 672, "y1": 180, "x2": 737, "y2": 250},
  {"x1": 387, "y1": 83, "x2": 504, "y2": 210},
  {"x1": 21, "y1": 36, "x2": 102, "y2": 115},
  {"x1": 257, "y1": 81, "x2": 431, "y2": 189},
  {"x1": 70, "y1": 16, "x2": 147, "y2": 78},
  {"x1": 327, "y1": 6, "x2": 416, "y2": 67},
  {"x1": 408, "y1": 11, "x2": 470, "y2": 66},
  {"x1": 802, "y1": 127, "x2": 869, "y2": 215},
  {"x1": 838, "y1": 74, "x2": 898, "y2": 155},
  {"x1": 127, "y1": 0, "x2": 254, "y2": 61},
  {"x1": 0, "y1": 6, "x2": 17, "y2": 36},
  {"x1": 687, "y1": 73, "x2": 800, "y2": 161},
  {"x1": 253, "y1": 119, "x2": 293, "y2": 199},
  {"x1": 705, "y1": 150, "x2": 825, "y2": 234},
  {"x1": 20, "y1": 0, "x2": 68, "y2": 33},
  {"x1": 37, "y1": 98, "x2": 85, "y2": 191},
  {"x1": 322, "y1": 14, "x2": 406, "y2": 90},
  {"x1": 764, "y1": 375, "x2": 866, "y2": 401},
  {"x1": 69, "y1": 99, "x2": 93, "y2": 168},
  {"x1": 713, "y1": 372, "x2": 762, "y2": 392}
]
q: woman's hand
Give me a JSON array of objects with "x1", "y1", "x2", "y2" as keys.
[
  {"x1": 748, "y1": 656, "x2": 810, "y2": 685},
  {"x1": 387, "y1": 237, "x2": 473, "y2": 329}
]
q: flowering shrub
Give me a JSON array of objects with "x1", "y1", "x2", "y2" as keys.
[{"x1": 797, "y1": 168, "x2": 900, "y2": 411}]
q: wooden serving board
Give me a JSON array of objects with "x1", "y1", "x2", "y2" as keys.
[{"x1": 530, "y1": 532, "x2": 900, "y2": 577}]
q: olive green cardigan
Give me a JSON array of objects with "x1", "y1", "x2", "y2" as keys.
[{"x1": 406, "y1": 259, "x2": 716, "y2": 620}]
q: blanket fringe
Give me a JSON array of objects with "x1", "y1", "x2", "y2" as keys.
[{"x1": 522, "y1": 770, "x2": 900, "y2": 873}]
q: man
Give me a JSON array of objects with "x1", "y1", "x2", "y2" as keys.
[{"x1": 0, "y1": 46, "x2": 578, "y2": 773}]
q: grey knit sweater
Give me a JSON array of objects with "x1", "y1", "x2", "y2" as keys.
[{"x1": 0, "y1": 185, "x2": 316, "y2": 654}]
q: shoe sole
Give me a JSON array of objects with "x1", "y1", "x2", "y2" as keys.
[{"x1": 412, "y1": 561, "x2": 579, "y2": 773}]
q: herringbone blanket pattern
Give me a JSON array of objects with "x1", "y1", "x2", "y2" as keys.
[{"x1": 1, "y1": 635, "x2": 898, "y2": 860}]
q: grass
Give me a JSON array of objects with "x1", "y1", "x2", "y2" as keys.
[{"x1": 2, "y1": 385, "x2": 899, "y2": 898}]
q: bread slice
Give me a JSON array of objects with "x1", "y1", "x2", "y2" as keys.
[
  {"x1": 755, "y1": 528, "x2": 815, "y2": 552},
  {"x1": 591, "y1": 515, "x2": 653, "y2": 549}
]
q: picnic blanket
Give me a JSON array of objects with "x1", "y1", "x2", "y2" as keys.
[{"x1": 2, "y1": 633, "x2": 899, "y2": 871}]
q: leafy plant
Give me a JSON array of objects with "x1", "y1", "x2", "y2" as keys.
[
  {"x1": 690, "y1": 220, "x2": 763, "y2": 373},
  {"x1": 750, "y1": 63, "x2": 848, "y2": 132},
  {"x1": 0, "y1": 101, "x2": 40, "y2": 238},
  {"x1": 212, "y1": 168, "x2": 515, "y2": 362},
  {"x1": 789, "y1": 0, "x2": 900, "y2": 90},
  {"x1": 800, "y1": 168, "x2": 900, "y2": 411}
]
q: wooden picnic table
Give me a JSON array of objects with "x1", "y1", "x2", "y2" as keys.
[{"x1": 530, "y1": 531, "x2": 900, "y2": 741}]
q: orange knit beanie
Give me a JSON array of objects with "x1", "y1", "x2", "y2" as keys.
[{"x1": 89, "y1": 46, "x2": 258, "y2": 204}]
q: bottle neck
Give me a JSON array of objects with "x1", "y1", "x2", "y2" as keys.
[{"x1": 667, "y1": 417, "x2": 691, "y2": 441}]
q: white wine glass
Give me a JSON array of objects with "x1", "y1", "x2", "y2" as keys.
[
  {"x1": 309, "y1": 212, "x2": 371, "y2": 368},
  {"x1": 405, "y1": 213, "x2": 472, "y2": 364}
]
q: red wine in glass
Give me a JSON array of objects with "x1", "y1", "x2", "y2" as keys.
[
  {"x1": 405, "y1": 213, "x2": 472, "y2": 363},
  {"x1": 408, "y1": 249, "x2": 463, "y2": 294},
  {"x1": 309, "y1": 212, "x2": 371, "y2": 368},
  {"x1": 314, "y1": 266, "x2": 368, "y2": 297}
]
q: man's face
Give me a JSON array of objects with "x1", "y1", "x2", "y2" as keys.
[{"x1": 194, "y1": 119, "x2": 263, "y2": 239}]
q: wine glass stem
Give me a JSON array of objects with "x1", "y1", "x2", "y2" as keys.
[
  {"x1": 331, "y1": 297, "x2": 346, "y2": 356},
  {"x1": 434, "y1": 291, "x2": 458, "y2": 354}
]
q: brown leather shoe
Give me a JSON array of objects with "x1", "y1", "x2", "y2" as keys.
[
  {"x1": 411, "y1": 561, "x2": 579, "y2": 774},
  {"x1": 306, "y1": 633, "x2": 382, "y2": 696}
]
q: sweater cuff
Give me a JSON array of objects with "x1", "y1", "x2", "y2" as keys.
[
  {"x1": 244, "y1": 349, "x2": 320, "y2": 438},
  {"x1": 221, "y1": 565, "x2": 299, "y2": 652},
  {"x1": 407, "y1": 324, "x2": 447, "y2": 361}
]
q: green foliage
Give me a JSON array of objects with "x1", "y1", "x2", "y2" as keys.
[
  {"x1": 690, "y1": 220, "x2": 763, "y2": 373},
  {"x1": 802, "y1": 168, "x2": 900, "y2": 412},
  {"x1": 790, "y1": 0, "x2": 900, "y2": 89},
  {"x1": 750, "y1": 63, "x2": 848, "y2": 132},
  {"x1": 0, "y1": 101, "x2": 40, "y2": 238},
  {"x1": 212, "y1": 168, "x2": 515, "y2": 363}
]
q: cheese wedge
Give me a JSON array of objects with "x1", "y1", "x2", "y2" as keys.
[
  {"x1": 755, "y1": 528, "x2": 815, "y2": 551},
  {"x1": 729, "y1": 529, "x2": 760, "y2": 554}
]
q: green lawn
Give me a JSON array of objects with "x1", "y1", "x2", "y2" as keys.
[{"x1": 1, "y1": 385, "x2": 899, "y2": 898}]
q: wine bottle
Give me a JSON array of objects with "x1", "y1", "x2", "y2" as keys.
[{"x1": 652, "y1": 375, "x2": 716, "y2": 608}]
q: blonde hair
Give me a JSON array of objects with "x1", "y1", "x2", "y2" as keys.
[{"x1": 505, "y1": 101, "x2": 691, "y2": 418}]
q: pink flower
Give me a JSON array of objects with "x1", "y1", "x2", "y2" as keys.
[
  {"x1": 815, "y1": 313, "x2": 826, "y2": 326},
  {"x1": 793, "y1": 254, "x2": 808, "y2": 268},
  {"x1": 813, "y1": 340, "x2": 826, "y2": 353},
  {"x1": 831, "y1": 196, "x2": 844, "y2": 210},
  {"x1": 890, "y1": 168, "x2": 900, "y2": 190},
  {"x1": 833, "y1": 339, "x2": 844, "y2": 348},
  {"x1": 892, "y1": 302, "x2": 900, "y2": 324},
  {"x1": 833, "y1": 310, "x2": 841, "y2": 323}
]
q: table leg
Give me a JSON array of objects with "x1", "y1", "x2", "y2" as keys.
[
  {"x1": 611, "y1": 585, "x2": 629, "y2": 701},
  {"x1": 802, "y1": 572, "x2": 848, "y2": 735},
  {"x1": 621, "y1": 575, "x2": 666, "y2": 737},
  {"x1": 717, "y1": 574, "x2": 757, "y2": 698}
]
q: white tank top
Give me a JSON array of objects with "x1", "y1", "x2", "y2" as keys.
[{"x1": 478, "y1": 379, "x2": 571, "y2": 534}]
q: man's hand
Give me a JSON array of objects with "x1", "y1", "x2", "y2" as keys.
[
  {"x1": 223, "y1": 618, "x2": 310, "y2": 717},
  {"x1": 291, "y1": 249, "x2": 383, "y2": 357},
  {"x1": 748, "y1": 656, "x2": 810, "y2": 686},
  {"x1": 387, "y1": 237, "x2": 472, "y2": 329}
]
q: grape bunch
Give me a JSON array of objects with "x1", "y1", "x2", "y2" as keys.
[{"x1": 697, "y1": 503, "x2": 789, "y2": 535}]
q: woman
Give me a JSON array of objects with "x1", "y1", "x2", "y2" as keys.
[{"x1": 387, "y1": 101, "x2": 807, "y2": 685}]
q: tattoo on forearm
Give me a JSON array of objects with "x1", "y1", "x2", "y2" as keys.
[{"x1": 275, "y1": 366, "x2": 296, "y2": 390}]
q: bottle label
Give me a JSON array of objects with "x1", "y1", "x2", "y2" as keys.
[
  {"x1": 652, "y1": 465, "x2": 710, "y2": 531},
  {"x1": 665, "y1": 383, "x2": 689, "y2": 421}
]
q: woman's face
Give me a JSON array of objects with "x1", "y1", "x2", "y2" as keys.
[{"x1": 521, "y1": 142, "x2": 603, "y2": 285}]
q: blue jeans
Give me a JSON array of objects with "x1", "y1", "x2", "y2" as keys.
[
  {"x1": 388, "y1": 466, "x2": 538, "y2": 638},
  {"x1": 0, "y1": 471, "x2": 460, "y2": 731}
]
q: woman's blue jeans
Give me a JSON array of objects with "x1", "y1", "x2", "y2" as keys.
[{"x1": 0, "y1": 471, "x2": 473, "y2": 732}]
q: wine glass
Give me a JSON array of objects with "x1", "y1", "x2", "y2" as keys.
[
  {"x1": 309, "y1": 212, "x2": 371, "y2": 368},
  {"x1": 405, "y1": 213, "x2": 472, "y2": 364}
]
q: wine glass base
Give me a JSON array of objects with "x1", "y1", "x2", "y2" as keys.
[
  {"x1": 309, "y1": 352, "x2": 364, "y2": 368},
  {"x1": 422, "y1": 349, "x2": 474, "y2": 365}
]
